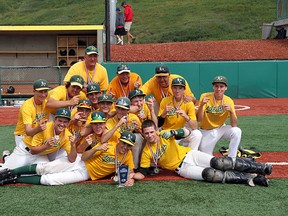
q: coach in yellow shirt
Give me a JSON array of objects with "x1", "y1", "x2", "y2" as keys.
[
  {"x1": 63, "y1": 45, "x2": 109, "y2": 92},
  {"x1": 197, "y1": 76, "x2": 242, "y2": 160}
]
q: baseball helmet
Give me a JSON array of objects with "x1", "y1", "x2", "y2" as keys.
[
  {"x1": 59, "y1": 49, "x2": 67, "y2": 56},
  {"x1": 59, "y1": 59, "x2": 67, "y2": 66},
  {"x1": 68, "y1": 49, "x2": 76, "y2": 56},
  {"x1": 6, "y1": 86, "x2": 15, "y2": 94}
]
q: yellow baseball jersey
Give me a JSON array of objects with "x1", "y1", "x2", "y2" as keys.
[
  {"x1": 84, "y1": 144, "x2": 134, "y2": 180},
  {"x1": 48, "y1": 85, "x2": 86, "y2": 113},
  {"x1": 140, "y1": 135, "x2": 191, "y2": 170},
  {"x1": 158, "y1": 96, "x2": 196, "y2": 130},
  {"x1": 107, "y1": 72, "x2": 142, "y2": 99},
  {"x1": 135, "y1": 103, "x2": 151, "y2": 122},
  {"x1": 105, "y1": 114, "x2": 141, "y2": 144},
  {"x1": 198, "y1": 92, "x2": 237, "y2": 130},
  {"x1": 140, "y1": 74, "x2": 194, "y2": 105},
  {"x1": 14, "y1": 97, "x2": 50, "y2": 136},
  {"x1": 64, "y1": 61, "x2": 109, "y2": 91},
  {"x1": 23, "y1": 122, "x2": 72, "y2": 155}
]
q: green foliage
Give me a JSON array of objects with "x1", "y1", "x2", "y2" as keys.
[{"x1": 0, "y1": 0, "x2": 276, "y2": 43}]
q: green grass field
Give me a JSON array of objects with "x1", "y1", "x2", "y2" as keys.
[
  {"x1": 0, "y1": 0, "x2": 277, "y2": 43},
  {"x1": 1, "y1": 115, "x2": 287, "y2": 215}
]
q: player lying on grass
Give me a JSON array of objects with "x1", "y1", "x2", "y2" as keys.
[
  {"x1": 0, "y1": 113, "x2": 143, "y2": 186},
  {"x1": 136, "y1": 120, "x2": 272, "y2": 187}
]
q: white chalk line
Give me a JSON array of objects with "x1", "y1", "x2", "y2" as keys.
[
  {"x1": 194, "y1": 104, "x2": 251, "y2": 111},
  {"x1": 267, "y1": 162, "x2": 288, "y2": 165}
]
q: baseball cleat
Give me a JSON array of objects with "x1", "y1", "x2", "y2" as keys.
[
  {"x1": 0, "y1": 168, "x2": 12, "y2": 180},
  {"x1": 0, "y1": 176, "x2": 17, "y2": 186},
  {"x1": 264, "y1": 163, "x2": 272, "y2": 175}
]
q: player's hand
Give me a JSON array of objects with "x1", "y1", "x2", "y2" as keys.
[
  {"x1": 134, "y1": 80, "x2": 141, "y2": 89},
  {"x1": 38, "y1": 119, "x2": 47, "y2": 131},
  {"x1": 132, "y1": 120, "x2": 141, "y2": 132},
  {"x1": 108, "y1": 89, "x2": 116, "y2": 99},
  {"x1": 69, "y1": 95, "x2": 81, "y2": 106},
  {"x1": 137, "y1": 113, "x2": 147, "y2": 121},
  {"x1": 223, "y1": 104, "x2": 232, "y2": 112},
  {"x1": 175, "y1": 109, "x2": 188, "y2": 119},
  {"x1": 146, "y1": 97, "x2": 154, "y2": 111},
  {"x1": 160, "y1": 130, "x2": 175, "y2": 139},
  {"x1": 85, "y1": 134, "x2": 93, "y2": 146},
  {"x1": 69, "y1": 132, "x2": 77, "y2": 146},
  {"x1": 97, "y1": 143, "x2": 111, "y2": 151},
  {"x1": 124, "y1": 178, "x2": 135, "y2": 186},
  {"x1": 118, "y1": 115, "x2": 128, "y2": 126},
  {"x1": 82, "y1": 83, "x2": 88, "y2": 93},
  {"x1": 73, "y1": 111, "x2": 83, "y2": 121}
]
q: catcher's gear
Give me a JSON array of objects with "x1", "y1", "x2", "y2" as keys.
[
  {"x1": 219, "y1": 146, "x2": 261, "y2": 159},
  {"x1": 202, "y1": 167, "x2": 269, "y2": 187},
  {"x1": 211, "y1": 157, "x2": 272, "y2": 175}
]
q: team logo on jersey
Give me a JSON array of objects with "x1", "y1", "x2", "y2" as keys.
[
  {"x1": 102, "y1": 155, "x2": 115, "y2": 164},
  {"x1": 33, "y1": 113, "x2": 47, "y2": 124},
  {"x1": 205, "y1": 105, "x2": 225, "y2": 114}
]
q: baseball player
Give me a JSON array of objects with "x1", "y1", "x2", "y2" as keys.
[
  {"x1": 46, "y1": 75, "x2": 86, "y2": 117},
  {"x1": 137, "y1": 120, "x2": 271, "y2": 187},
  {"x1": 13, "y1": 79, "x2": 51, "y2": 147},
  {"x1": 128, "y1": 89, "x2": 157, "y2": 125},
  {"x1": 2, "y1": 108, "x2": 77, "y2": 170},
  {"x1": 158, "y1": 77, "x2": 202, "y2": 150},
  {"x1": 197, "y1": 76, "x2": 242, "y2": 160},
  {"x1": 100, "y1": 97, "x2": 143, "y2": 169},
  {"x1": 68, "y1": 100, "x2": 92, "y2": 152},
  {"x1": 107, "y1": 63, "x2": 142, "y2": 99},
  {"x1": 63, "y1": 45, "x2": 109, "y2": 92},
  {"x1": 97, "y1": 94, "x2": 116, "y2": 119},
  {"x1": 140, "y1": 64, "x2": 196, "y2": 114},
  {"x1": 85, "y1": 82, "x2": 102, "y2": 111},
  {"x1": 0, "y1": 129, "x2": 143, "y2": 186}
]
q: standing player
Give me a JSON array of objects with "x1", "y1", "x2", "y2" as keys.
[
  {"x1": 158, "y1": 78, "x2": 202, "y2": 149},
  {"x1": 2, "y1": 108, "x2": 77, "y2": 169},
  {"x1": 13, "y1": 79, "x2": 51, "y2": 147},
  {"x1": 197, "y1": 76, "x2": 242, "y2": 160},
  {"x1": 107, "y1": 63, "x2": 142, "y2": 99},
  {"x1": 136, "y1": 120, "x2": 271, "y2": 187},
  {"x1": 140, "y1": 64, "x2": 196, "y2": 114},
  {"x1": 63, "y1": 45, "x2": 109, "y2": 92},
  {"x1": 0, "y1": 130, "x2": 143, "y2": 186}
]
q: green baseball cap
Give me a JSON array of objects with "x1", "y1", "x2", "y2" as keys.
[
  {"x1": 55, "y1": 108, "x2": 71, "y2": 120},
  {"x1": 91, "y1": 111, "x2": 106, "y2": 123},
  {"x1": 87, "y1": 83, "x2": 101, "y2": 94},
  {"x1": 33, "y1": 79, "x2": 51, "y2": 91},
  {"x1": 172, "y1": 77, "x2": 186, "y2": 88},
  {"x1": 155, "y1": 64, "x2": 170, "y2": 77},
  {"x1": 85, "y1": 45, "x2": 98, "y2": 55},
  {"x1": 78, "y1": 99, "x2": 92, "y2": 110},
  {"x1": 128, "y1": 89, "x2": 146, "y2": 100},
  {"x1": 212, "y1": 76, "x2": 228, "y2": 86},
  {"x1": 98, "y1": 94, "x2": 114, "y2": 103},
  {"x1": 117, "y1": 63, "x2": 131, "y2": 74},
  {"x1": 120, "y1": 131, "x2": 136, "y2": 146},
  {"x1": 116, "y1": 97, "x2": 131, "y2": 110},
  {"x1": 69, "y1": 75, "x2": 84, "y2": 88}
]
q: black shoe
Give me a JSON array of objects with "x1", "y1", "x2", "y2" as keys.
[
  {"x1": 264, "y1": 163, "x2": 272, "y2": 175},
  {"x1": 0, "y1": 168, "x2": 12, "y2": 180},
  {"x1": 0, "y1": 176, "x2": 16, "y2": 186},
  {"x1": 253, "y1": 175, "x2": 269, "y2": 187}
]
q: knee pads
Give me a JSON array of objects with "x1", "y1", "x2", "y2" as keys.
[
  {"x1": 210, "y1": 157, "x2": 234, "y2": 171},
  {"x1": 202, "y1": 167, "x2": 225, "y2": 183}
]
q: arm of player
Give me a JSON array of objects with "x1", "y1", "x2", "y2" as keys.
[
  {"x1": 46, "y1": 95, "x2": 81, "y2": 109},
  {"x1": 124, "y1": 172, "x2": 145, "y2": 186},
  {"x1": 223, "y1": 104, "x2": 238, "y2": 127},
  {"x1": 29, "y1": 137, "x2": 57, "y2": 155},
  {"x1": 81, "y1": 143, "x2": 111, "y2": 161},
  {"x1": 100, "y1": 116, "x2": 127, "y2": 143},
  {"x1": 24, "y1": 119, "x2": 47, "y2": 137},
  {"x1": 196, "y1": 96, "x2": 209, "y2": 122},
  {"x1": 67, "y1": 133, "x2": 77, "y2": 163}
]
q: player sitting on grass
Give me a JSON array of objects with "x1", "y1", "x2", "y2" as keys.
[
  {"x1": 136, "y1": 120, "x2": 272, "y2": 187},
  {"x1": 1, "y1": 108, "x2": 77, "y2": 170}
]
